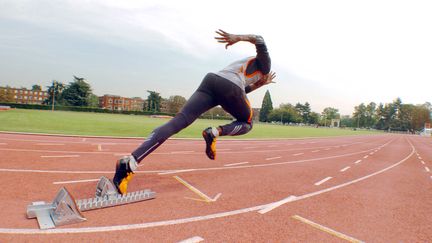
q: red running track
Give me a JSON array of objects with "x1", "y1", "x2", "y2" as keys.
[{"x1": 0, "y1": 132, "x2": 431, "y2": 242}]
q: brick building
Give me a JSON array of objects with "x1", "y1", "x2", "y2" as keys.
[
  {"x1": 98, "y1": 95, "x2": 144, "y2": 111},
  {"x1": 0, "y1": 86, "x2": 49, "y2": 104}
]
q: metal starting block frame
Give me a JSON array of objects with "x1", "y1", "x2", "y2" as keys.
[{"x1": 27, "y1": 176, "x2": 156, "y2": 229}]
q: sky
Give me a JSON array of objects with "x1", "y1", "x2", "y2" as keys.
[{"x1": 1, "y1": 0, "x2": 431, "y2": 115}]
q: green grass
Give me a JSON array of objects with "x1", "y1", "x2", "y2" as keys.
[{"x1": 0, "y1": 109, "x2": 379, "y2": 138}]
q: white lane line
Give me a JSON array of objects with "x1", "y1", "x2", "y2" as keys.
[
  {"x1": 0, "y1": 139, "x2": 408, "y2": 235},
  {"x1": 314, "y1": 177, "x2": 333, "y2": 186},
  {"x1": 224, "y1": 162, "x2": 249, "y2": 167},
  {"x1": 245, "y1": 146, "x2": 257, "y2": 149},
  {"x1": 430, "y1": 175, "x2": 432, "y2": 180},
  {"x1": 340, "y1": 166, "x2": 351, "y2": 172},
  {"x1": 312, "y1": 150, "x2": 320, "y2": 153},
  {"x1": 363, "y1": 155, "x2": 369, "y2": 159},
  {"x1": 35, "y1": 143, "x2": 64, "y2": 146},
  {"x1": 0, "y1": 143, "x2": 7, "y2": 145},
  {"x1": 41, "y1": 155, "x2": 80, "y2": 158},
  {"x1": 421, "y1": 160, "x2": 425, "y2": 165},
  {"x1": 418, "y1": 156, "x2": 422, "y2": 160},
  {"x1": 292, "y1": 215, "x2": 364, "y2": 243},
  {"x1": 174, "y1": 176, "x2": 221, "y2": 202},
  {"x1": 178, "y1": 236, "x2": 204, "y2": 243},
  {"x1": 425, "y1": 167, "x2": 430, "y2": 172},
  {"x1": 170, "y1": 151, "x2": 194, "y2": 154},
  {"x1": 354, "y1": 160, "x2": 362, "y2": 164},
  {"x1": 114, "y1": 153, "x2": 130, "y2": 157},
  {"x1": 265, "y1": 156, "x2": 282, "y2": 161},
  {"x1": 53, "y1": 178, "x2": 100, "y2": 185},
  {"x1": 258, "y1": 195, "x2": 297, "y2": 214},
  {"x1": 324, "y1": 148, "x2": 330, "y2": 151},
  {"x1": 369, "y1": 152, "x2": 374, "y2": 155},
  {"x1": 293, "y1": 153, "x2": 304, "y2": 156},
  {"x1": 158, "y1": 169, "x2": 197, "y2": 175},
  {"x1": 97, "y1": 144, "x2": 102, "y2": 151}
]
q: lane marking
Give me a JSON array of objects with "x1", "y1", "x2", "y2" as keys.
[
  {"x1": 418, "y1": 156, "x2": 422, "y2": 160},
  {"x1": 363, "y1": 155, "x2": 369, "y2": 159},
  {"x1": 312, "y1": 150, "x2": 320, "y2": 153},
  {"x1": 158, "y1": 169, "x2": 197, "y2": 175},
  {"x1": 224, "y1": 162, "x2": 249, "y2": 167},
  {"x1": 53, "y1": 178, "x2": 100, "y2": 185},
  {"x1": 35, "y1": 143, "x2": 64, "y2": 146},
  {"x1": 314, "y1": 177, "x2": 333, "y2": 186},
  {"x1": 293, "y1": 153, "x2": 304, "y2": 156},
  {"x1": 369, "y1": 152, "x2": 374, "y2": 155},
  {"x1": 354, "y1": 160, "x2": 362, "y2": 164},
  {"x1": 178, "y1": 236, "x2": 204, "y2": 243},
  {"x1": 0, "y1": 139, "x2": 410, "y2": 234},
  {"x1": 292, "y1": 215, "x2": 364, "y2": 243},
  {"x1": 171, "y1": 151, "x2": 194, "y2": 154},
  {"x1": 1, "y1": 142, "x2": 393, "y2": 175},
  {"x1": 173, "y1": 176, "x2": 221, "y2": 203},
  {"x1": 40, "y1": 155, "x2": 80, "y2": 158},
  {"x1": 340, "y1": 166, "x2": 351, "y2": 172},
  {"x1": 97, "y1": 144, "x2": 102, "y2": 151},
  {"x1": 420, "y1": 160, "x2": 425, "y2": 165},
  {"x1": 0, "y1": 143, "x2": 7, "y2": 145},
  {"x1": 258, "y1": 195, "x2": 297, "y2": 214},
  {"x1": 265, "y1": 156, "x2": 282, "y2": 161},
  {"x1": 324, "y1": 148, "x2": 331, "y2": 151},
  {"x1": 425, "y1": 167, "x2": 430, "y2": 172},
  {"x1": 245, "y1": 146, "x2": 257, "y2": 149}
]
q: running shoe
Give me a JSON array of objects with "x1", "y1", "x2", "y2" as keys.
[
  {"x1": 113, "y1": 156, "x2": 136, "y2": 195},
  {"x1": 202, "y1": 127, "x2": 217, "y2": 160}
]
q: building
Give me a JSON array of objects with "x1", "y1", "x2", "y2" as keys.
[
  {"x1": 0, "y1": 86, "x2": 49, "y2": 104},
  {"x1": 99, "y1": 95, "x2": 144, "y2": 111}
]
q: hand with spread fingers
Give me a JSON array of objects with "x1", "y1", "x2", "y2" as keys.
[
  {"x1": 260, "y1": 71, "x2": 276, "y2": 86},
  {"x1": 215, "y1": 29, "x2": 240, "y2": 49}
]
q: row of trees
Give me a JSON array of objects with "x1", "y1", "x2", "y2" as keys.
[{"x1": 259, "y1": 90, "x2": 431, "y2": 132}]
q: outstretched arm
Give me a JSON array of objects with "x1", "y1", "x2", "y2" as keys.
[
  {"x1": 245, "y1": 71, "x2": 276, "y2": 93},
  {"x1": 215, "y1": 29, "x2": 261, "y2": 49}
]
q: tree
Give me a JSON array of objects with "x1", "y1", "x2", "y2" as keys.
[
  {"x1": 31, "y1": 85, "x2": 42, "y2": 91},
  {"x1": 44, "y1": 80, "x2": 65, "y2": 106},
  {"x1": 308, "y1": 112, "x2": 320, "y2": 125},
  {"x1": 321, "y1": 107, "x2": 340, "y2": 126},
  {"x1": 295, "y1": 102, "x2": 311, "y2": 124},
  {"x1": 87, "y1": 94, "x2": 99, "y2": 108},
  {"x1": 353, "y1": 103, "x2": 366, "y2": 128},
  {"x1": 259, "y1": 90, "x2": 273, "y2": 122},
  {"x1": 167, "y1": 95, "x2": 187, "y2": 114},
  {"x1": 146, "y1": 90, "x2": 162, "y2": 112},
  {"x1": 61, "y1": 76, "x2": 92, "y2": 106}
]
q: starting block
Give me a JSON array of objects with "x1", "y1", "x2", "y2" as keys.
[{"x1": 27, "y1": 176, "x2": 156, "y2": 229}]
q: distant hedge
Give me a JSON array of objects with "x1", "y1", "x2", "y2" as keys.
[{"x1": 0, "y1": 102, "x2": 232, "y2": 120}]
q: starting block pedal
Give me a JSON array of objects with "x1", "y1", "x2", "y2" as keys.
[{"x1": 26, "y1": 176, "x2": 156, "y2": 229}]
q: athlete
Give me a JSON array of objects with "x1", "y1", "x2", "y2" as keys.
[{"x1": 113, "y1": 29, "x2": 276, "y2": 194}]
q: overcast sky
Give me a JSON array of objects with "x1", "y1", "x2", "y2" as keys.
[{"x1": 1, "y1": 0, "x2": 431, "y2": 115}]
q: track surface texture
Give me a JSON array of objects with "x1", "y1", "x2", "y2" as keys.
[{"x1": 0, "y1": 132, "x2": 431, "y2": 242}]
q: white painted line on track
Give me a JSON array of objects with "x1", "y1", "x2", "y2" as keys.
[
  {"x1": 354, "y1": 160, "x2": 362, "y2": 164},
  {"x1": 421, "y1": 160, "x2": 425, "y2": 165},
  {"x1": 369, "y1": 152, "x2": 374, "y2": 155},
  {"x1": 36, "y1": 143, "x2": 64, "y2": 146},
  {"x1": 0, "y1": 143, "x2": 6, "y2": 145},
  {"x1": 363, "y1": 155, "x2": 369, "y2": 159},
  {"x1": 170, "y1": 151, "x2": 194, "y2": 154},
  {"x1": 265, "y1": 156, "x2": 281, "y2": 161},
  {"x1": 292, "y1": 215, "x2": 364, "y2": 243},
  {"x1": 418, "y1": 156, "x2": 422, "y2": 160},
  {"x1": 245, "y1": 146, "x2": 257, "y2": 149},
  {"x1": 425, "y1": 167, "x2": 430, "y2": 172},
  {"x1": 293, "y1": 153, "x2": 304, "y2": 156},
  {"x1": 224, "y1": 162, "x2": 249, "y2": 167},
  {"x1": 258, "y1": 195, "x2": 297, "y2": 214},
  {"x1": 312, "y1": 150, "x2": 320, "y2": 153},
  {"x1": 159, "y1": 169, "x2": 197, "y2": 175},
  {"x1": 41, "y1": 155, "x2": 80, "y2": 158},
  {"x1": 324, "y1": 148, "x2": 330, "y2": 151},
  {"x1": 340, "y1": 166, "x2": 351, "y2": 172},
  {"x1": 0, "y1": 139, "x2": 408, "y2": 235},
  {"x1": 53, "y1": 178, "x2": 100, "y2": 185},
  {"x1": 97, "y1": 144, "x2": 102, "y2": 151},
  {"x1": 114, "y1": 153, "x2": 130, "y2": 157},
  {"x1": 178, "y1": 236, "x2": 204, "y2": 243},
  {"x1": 314, "y1": 177, "x2": 333, "y2": 186}
]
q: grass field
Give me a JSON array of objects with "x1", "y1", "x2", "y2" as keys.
[{"x1": 0, "y1": 109, "x2": 379, "y2": 138}]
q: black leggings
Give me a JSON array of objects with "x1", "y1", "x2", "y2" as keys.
[{"x1": 132, "y1": 73, "x2": 253, "y2": 162}]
